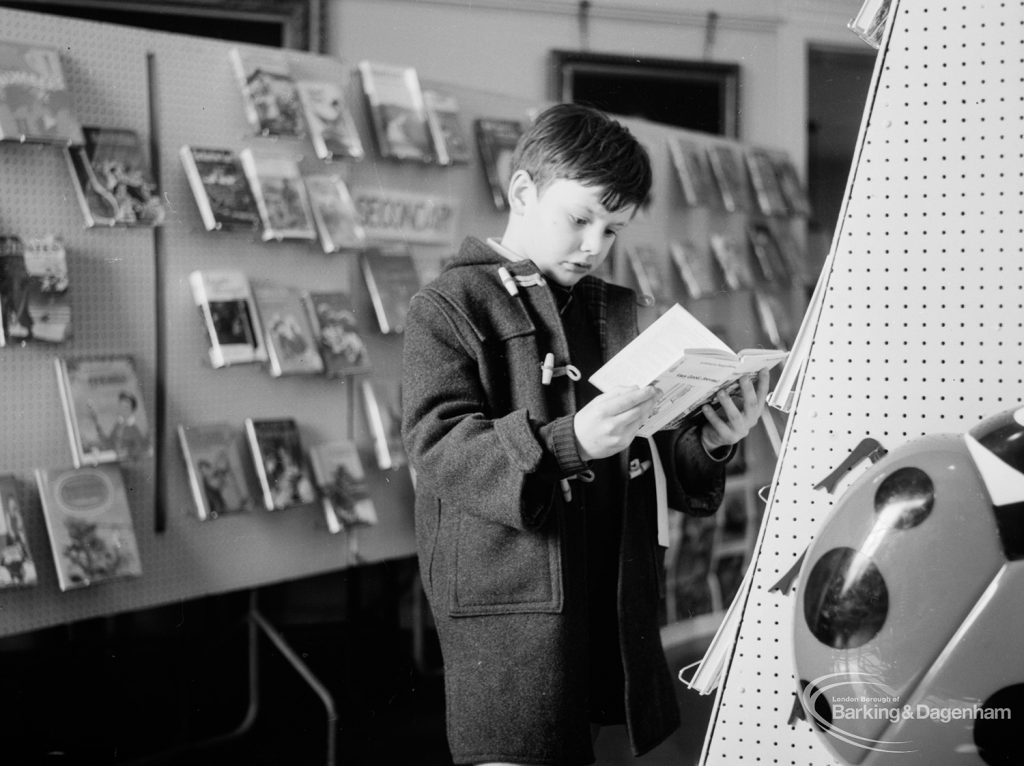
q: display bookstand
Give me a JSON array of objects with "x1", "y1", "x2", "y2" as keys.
[{"x1": 702, "y1": 1, "x2": 1024, "y2": 763}]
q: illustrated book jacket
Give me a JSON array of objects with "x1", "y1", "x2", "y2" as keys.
[
  {"x1": 303, "y1": 289, "x2": 372, "y2": 378},
  {"x1": 65, "y1": 126, "x2": 166, "y2": 227},
  {"x1": 357, "y1": 60, "x2": 435, "y2": 163},
  {"x1": 360, "y1": 246, "x2": 420, "y2": 335},
  {"x1": 308, "y1": 440, "x2": 378, "y2": 534},
  {"x1": 189, "y1": 269, "x2": 267, "y2": 368},
  {"x1": 303, "y1": 174, "x2": 366, "y2": 253},
  {"x1": 0, "y1": 475, "x2": 38, "y2": 588},
  {"x1": 474, "y1": 117, "x2": 524, "y2": 210},
  {"x1": 252, "y1": 282, "x2": 325, "y2": 377},
  {"x1": 178, "y1": 422, "x2": 259, "y2": 520},
  {"x1": 0, "y1": 40, "x2": 84, "y2": 145},
  {"x1": 295, "y1": 79, "x2": 364, "y2": 161},
  {"x1": 36, "y1": 464, "x2": 142, "y2": 591},
  {"x1": 55, "y1": 354, "x2": 152, "y2": 466},
  {"x1": 239, "y1": 149, "x2": 317, "y2": 241},
  {"x1": 229, "y1": 46, "x2": 304, "y2": 138},
  {"x1": 244, "y1": 418, "x2": 317, "y2": 511},
  {"x1": 179, "y1": 145, "x2": 260, "y2": 231}
]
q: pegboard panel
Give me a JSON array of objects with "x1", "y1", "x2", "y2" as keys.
[{"x1": 704, "y1": 1, "x2": 1024, "y2": 763}]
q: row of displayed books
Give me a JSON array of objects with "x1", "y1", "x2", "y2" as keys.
[
  {"x1": 621, "y1": 221, "x2": 812, "y2": 307},
  {"x1": 189, "y1": 250, "x2": 418, "y2": 374},
  {"x1": 668, "y1": 137, "x2": 812, "y2": 218}
]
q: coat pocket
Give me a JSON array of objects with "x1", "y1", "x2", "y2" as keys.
[{"x1": 448, "y1": 511, "x2": 563, "y2": 616}]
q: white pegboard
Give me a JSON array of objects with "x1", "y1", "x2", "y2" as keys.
[{"x1": 704, "y1": 1, "x2": 1024, "y2": 763}]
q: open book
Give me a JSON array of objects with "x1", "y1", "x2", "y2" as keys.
[{"x1": 589, "y1": 304, "x2": 788, "y2": 438}]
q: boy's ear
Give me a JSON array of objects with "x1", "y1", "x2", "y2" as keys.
[{"x1": 507, "y1": 169, "x2": 536, "y2": 214}]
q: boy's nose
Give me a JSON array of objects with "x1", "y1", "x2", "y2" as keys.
[{"x1": 580, "y1": 230, "x2": 602, "y2": 256}]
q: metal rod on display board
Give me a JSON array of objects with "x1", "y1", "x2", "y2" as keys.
[{"x1": 147, "y1": 49, "x2": 167, "y2": 534}]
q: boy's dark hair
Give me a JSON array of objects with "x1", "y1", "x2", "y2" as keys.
[{"x1": 511, "y1": 103, "x2": 652, "y2": 212}]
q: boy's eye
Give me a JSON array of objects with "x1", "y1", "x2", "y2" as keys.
[
  {"x1": 570, "y1": 216, "x2": 588, "y2": 226},
  {"x1": 604, "y1": 229, "x2": 619, "y2": 238}
]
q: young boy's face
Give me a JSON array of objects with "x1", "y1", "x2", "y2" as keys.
[{"x1": 509, "y1": 176, "x2": 636, "y2": 288}]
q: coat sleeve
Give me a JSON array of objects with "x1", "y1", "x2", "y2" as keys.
[
  {"x1": 654, "y1": 425, "x2": 730, "y2": 517},
  {"x1": 401, "y1": 290, "x2": 558, "y2": 531}
]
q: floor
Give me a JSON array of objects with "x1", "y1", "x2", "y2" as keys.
[{"x1": 0, "y1": 561, "x2": 717, "y2": 766}]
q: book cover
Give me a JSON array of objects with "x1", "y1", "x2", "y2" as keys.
[
  {"x1": 746, "y1": 222, "x2": 791, "y2": 283},
  {"x1": 667, "y1": 137, "x2": 716, "y2": 207},
  {"x1": 229, "y1": 46, "x2": 304, "y2": 138},
  {"x1": 20, "y1": 235, "x2": 70, "y2": 343},
  {"x1": 35, "y1": 464, "x2": 142, "y2": 591},
  {"x1": 244, "y1": 417, "x2": 317, "y2": 511},
  {"x1": 179, "y1": 145, "x2": 260, "y2": 231},
  {"x1": 0, "y1": 234, "x2": 30, "y2": 344},
  {"x1": 65, "y1": 126, "x2": 166, "y2": 227},
  {"x1": 308, "y1": 440, "x2": 378, "y2": 534},
  {"x1": 669, "y1": 239, "x2": 720, "y2": 300},
  {"x1": 623, "y1": 243, "x2": 673, "y2": 311},
  {"x1": 769, "y1": 153, "x2": 813, "y2": 218},
  {"x1": 709, "y1": 232, "x2": 757, "y2": 291},
  {"x1": 302, "y1": 174, "x2": 366, "y2": 253},
  {"x1": 177, "y1": 422, "x2": 258, "y2": 520},
  {"x1": 295, "y1": 79, "x2": 364, "y2": 161},
  {"x1": 56, "y1": 354, "x2": 152, "y2": 466},
  {"x1": 357, "y1": 60, "x2": 435, "y2": 163},
  {"x1": 189, "y1": 269, "x2": 267, "y2": 368},
  {"x1": 252, "y1": 282, "x2": 324, "y2": 377},
  {"x1": 0, "y1": 475, "x2": 37, "y2": 587},
  {"x1": 474, "y1": 117, "x2": 524, "y2": 210},
  {"x1": 589, "y1": 303, "x2": 787, "y2": 437},
  {"x1": 423, "y1": 88, "x2": 472, "y2": 165},
  {"x1": 238, "y1": 149, "x2": 317, "y2": 241},
  {"x1": 360, "y1": 245, "x2": 420, "y2": 335},
  {"x1": 752, "y1": 290, "x2": 798, "y2": 351},
  {"x1": 360, "y1": 378, "x2": 407, "y2": 471},
  {"x1": 302, "y1": 290, "x2": 371, "y2": 378},
  {"x1": 0, "y1": 40, "x2": 84, "y2": 145},
  {"x1": 706, "y1": 144, "x2": 755, "y2": 214},
  {"x1": 745, "y1": 149, "x2": 790, "y2": 217}
]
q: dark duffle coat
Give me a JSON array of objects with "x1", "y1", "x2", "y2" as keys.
[{"x1": 401, "y1": 236, "x2": 728, "y2": 765}]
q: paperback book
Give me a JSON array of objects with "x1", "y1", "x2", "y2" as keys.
[
  {"x1": 189, "y1": 269, "x2": 267, "y2": 368},
  {"x1": 360, "y1": 245, "x2": 420, "y2": 334},
  {"x1": 308, "y1": 440, "x2": 378, "y2": 534},
  {"x1": 669, "y1": 239, "x2": 720, "y2": 300},
  {"x1": 0, "y1": 40, "x2": 84, "y2": 145},
  {"x1": 229, "y1": 46, "x2": 304, "y2": 138},
  {"x1": 745, "y1": 149, "x2": 790, "y2": 217},
  {"x1": 357, "y1": 60, "x2": 435, "y2": 163},
  {"x1": 709, "y1": 232, "x2": 756, "y2": 291},
  {"x1": 770, "y1": 153, "x2": 813, "y2": 218},
  {"x1": 295, "y1": 79, "x2": 364, "y2": 161},
  {"x1": 177, "y1": 422, "x2": 258, "y2": 520},
  {"x1": 239, "y1": 149, "x2": 317, "y2": 241},
  {"x1": 423, "y1": 89, "x2": 472, "y2": 165},
  {"x1": 747, "y1": 222, "x2": 791, "y2": 283},
  {"x1": 179, "y1": 145, "x2": 260, "y2": 231},
  {"x1": 706, "y1": 144, "x2": 755, "y2": 214},
  {"x1": 667, "y1": 137, "x2": 716, "y2": 207},
  {"x1": 66, "y1": 127, "x2": 166, "y2": 227},
  {"x1": 303, "y1": 174, "x2": 366, "y2": 253},
  {"x1": 475, "y1": 117, "x2": 524, "y2": 210},
  {"x1": 252, "y1": 282, "x2": 324, "y2": 376},
  {"x1": 19, "y1": 235, "x2": 71, "y2": 343},
  {"x1": 36, "y1": 464, "x2": 142, "y2": 591},
  {"x1": 361, "y1": 378, "x2": 407, "y2": 471},
  {"x1": 55, "y1": 354, "x2": 152, "y2": 466},
  {"x1": 623, "y1": 243, "x2": 673, "y2": 312},
  {"x1": 244, "y1": 417, "x2": 317, "y2": 511},
  {"x1": 302, "y1": 289, "x2": 372, "y2": 378},
  {"x1": 0, "y1": 475, "x2": 38, "y2": 587},
  {"x1": 752, "y1": 290, "x2": 798, "y2": 351},
  {"x1": 848, "y1": 0, "x2": 892, "y2": 48},
  {"x1": 589, "y1": 303, "x2": 787, "y2": 437}
]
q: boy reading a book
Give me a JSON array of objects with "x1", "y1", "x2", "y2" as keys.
[{"x1": 401, "y1": 104, "x2": 768, "y2": 766}]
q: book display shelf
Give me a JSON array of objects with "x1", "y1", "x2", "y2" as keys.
[
  {"x1": 0, "y1": 5, "x2": 816, "y2": 756},
  {"x1": 702, "y1": 1, "x2": 1024, "y2": 764}
]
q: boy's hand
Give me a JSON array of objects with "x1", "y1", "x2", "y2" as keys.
[
  {"x1": 574, "y1": 386, "x2": 658, "y2": 461},
  {"x1": 700, "y1": 368, "x2": 770, "y2": 452}
]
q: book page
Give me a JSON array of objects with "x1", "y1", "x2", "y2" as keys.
[{"x1": 589, "y1": 304, "x2": 733, "y2": 390}]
